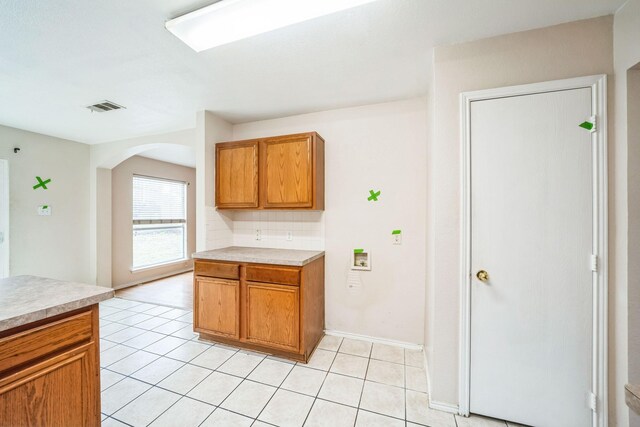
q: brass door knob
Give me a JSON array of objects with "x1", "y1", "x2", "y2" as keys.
[{"x1": 476, "y1": 270, "x2": 489, "y2": 282}]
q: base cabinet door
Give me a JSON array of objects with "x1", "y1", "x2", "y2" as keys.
[
  {"x1": 245, "y1": 282, "x2": 300, "y2": 351},
  {"x1": 0, "y1": 344, "x2": 98, "y2": 427},
  {"x1": 195, "y1": 277, "x2": 240, "y2": 339}
]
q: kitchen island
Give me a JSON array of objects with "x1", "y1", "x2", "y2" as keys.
[
  {"x1": 0, "y1": 275, "x2": 113, "y2": 427},
  {"x1": 192, "y1": 247, "x2": 325, "y2": 362}
]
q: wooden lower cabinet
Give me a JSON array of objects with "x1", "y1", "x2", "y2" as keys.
[
  {"x1": 246, "y1": 282, "x2": 300, "y2": 351},
  {"x1": 0, "y1": 306, "x2": 100, "y2": 427},
  {"x1": 195, "y1": 277, "x2": 240, "y2": 339},
  {"x1": 194, "y1": 257, "x2": 324, "y2": 362}
]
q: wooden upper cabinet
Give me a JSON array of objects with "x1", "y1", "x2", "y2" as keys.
[
  {"x1": 216, "y1": 141, "x2": 259, "y2": 208},
  {"x1": 215, "y1": 132, "x2": 324, "y2": 210}
]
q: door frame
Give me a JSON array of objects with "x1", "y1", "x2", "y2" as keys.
[
  {"x1": 0, "y1": 159, "x2": 8, "y2": 278},
  {"x1": 458, "y1": 75, "x2": 608, "y2": 426}
]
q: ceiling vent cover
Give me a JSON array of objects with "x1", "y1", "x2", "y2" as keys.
[{"x1": 86, "y1": 100, "x2": 125, "y2": 113}]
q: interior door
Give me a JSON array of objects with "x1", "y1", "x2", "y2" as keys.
[
  {"x1": 0, "y1": 159, "x2": 7, "y2": 279},
  {"x1": 469, "y1": 88, "x2": 593, "y2": 426}
]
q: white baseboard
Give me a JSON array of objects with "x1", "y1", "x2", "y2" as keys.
[
  {"x1": 113, "y1": 268, "x2": 193, "y2": 290},
  {"x1": 324, "y1": 329, "x2": 423, "y2": 351},
  {"x1": 423, "y1": 350, "x2": 461, "y2": 415},
  {"x1": 429, "y1": 400, "x2": 459, "y2": 414}
]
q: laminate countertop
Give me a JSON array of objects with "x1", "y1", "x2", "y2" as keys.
[
  {"x1": 626, "y1": 384, "x2": 640, "y2": 415},
  {"x1": 0, "y1": 275, "x2": 114, "y2": 332},
  {"x1": 192, "y1": 246, "x2": 325, "y2": 267}
]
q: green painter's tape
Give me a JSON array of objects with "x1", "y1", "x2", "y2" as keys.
[
  {"x1": 392, "y1": 230, "x2": 401, "y2": 235},
  {"x1": 354, "y1": 249, "x2": 364, "y2": 254},
  {"x1": 579, "y1": 121, "x2": 594, "y2": 131},
  {"x1": 368, "y1": 190, "x2": 381, "y2": 201},
  {"x1": 33, "y1": 176, "x2": 51, "y2": 190}
]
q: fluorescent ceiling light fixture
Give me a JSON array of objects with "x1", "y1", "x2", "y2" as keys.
[{"x1": 165, "y1": 0, "x2": 377, "y2": 52}]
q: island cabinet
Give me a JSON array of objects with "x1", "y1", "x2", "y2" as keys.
[
  {"x1": 194, "y1": 257, "x2": 324, "y2": 362},
  {"x1": 0, "y1": 305, "x2": 100, "y2": 427},
  {"x1": 215, "y1": 132, "x2": 324, "y2": 210}
]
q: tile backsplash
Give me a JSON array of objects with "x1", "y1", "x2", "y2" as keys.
[{"x1": 231, "y1": 211, "x2": 325, "y2": 250}]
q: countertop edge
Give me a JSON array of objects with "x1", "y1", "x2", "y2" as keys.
[
  {"x1": 0, "y1": 289, "x2": 114, "y2": 333},
  {"x1": 626, "y1": 384, "x2": 640, "y2": 415},
  {"x1": 192, "y1": 251, "x2": 325, "y2": 267}
]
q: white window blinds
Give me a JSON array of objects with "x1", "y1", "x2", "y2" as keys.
[
  {"x1": 132, "y1": 175, "x2": 187, "y2": 270},
  {"x1": 133, "y1": 175, "x2": 186, "y2": 223}
]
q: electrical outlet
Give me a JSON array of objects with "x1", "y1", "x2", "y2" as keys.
[
  {"x1": 255, "y1": 229, "x2": 261, "y2": 241},
  {"x1": 286, "y1": 231, "x2": 293, "y2": 241},
  {"x1": 392, "y1": 233, "x2": 402, "y2": 245}
]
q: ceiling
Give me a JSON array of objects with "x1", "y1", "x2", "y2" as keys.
[
  {"x1": 0, "y1": 0, "x2": 625, "y2": 145},
  {"x1": 138, "y1": 145, "x2": 196, "y2": 168}
]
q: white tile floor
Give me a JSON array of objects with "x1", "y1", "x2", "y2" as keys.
[{"x1": 99, "y1": 298, "x2": 513, "y2": 427}]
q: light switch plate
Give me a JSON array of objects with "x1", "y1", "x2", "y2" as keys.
[{"x1": 392, "y1": 230, "x2": 402, "y2": 245}]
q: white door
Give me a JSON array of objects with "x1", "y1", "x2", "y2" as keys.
[
  {"x1": 469, "y1": 88, "x2": 593, "y2": 426},
  {"x1": 0, "y1": 159, "x2": 8, "y2": 278}
]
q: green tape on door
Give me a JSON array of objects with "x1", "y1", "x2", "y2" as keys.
[{"x1": 354, "y1": 249, "x2": 364, "y2": 254}]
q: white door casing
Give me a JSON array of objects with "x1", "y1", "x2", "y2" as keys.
[
  {"x1": 459, "y1": 75, "x2": 608, "y2": 427},
  {"x1": 0, "y1": 159, "x2": 8, "y2": 278}
]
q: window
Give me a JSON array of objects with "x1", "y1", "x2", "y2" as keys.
[{"x1": 132, "y1": 175, "x2": 187, "y2": 270}]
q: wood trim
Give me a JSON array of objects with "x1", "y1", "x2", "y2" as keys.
[
  {"x1": 194, "y1": 260, "x2": 239, "y2": 280},
  {"x1": 0, "y1": 310, "x2": 93, "y2": 375},
  {"x1": 301, "y1": 257, "x2": 324, "y2": 359},
  {"x1": 458, "y1": 75, "x2": 608, "y2": 425},
  {"x1": 245, "y1": 265, "x2": 300, "y2": 286},
  {"x1": 198, "y1": 332, "x2": 308, "y2": 362}
]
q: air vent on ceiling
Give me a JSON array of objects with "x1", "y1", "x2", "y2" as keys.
[{"x1": 86, "y1": 100, "x2": 125, "y2": 113}]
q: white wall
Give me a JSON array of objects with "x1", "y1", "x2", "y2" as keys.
[
  {"x1": 427, "y1": 15, "x2": 614, "y2": 410},
  {"x1": 0, "y1": 124, "x2": 90, "y2": 282},
  {"x1": 614, "y1": 0, "x2": 640, "y2": 425},
  {"x1": 231, "y1": 98, "x2": 427, "y2": 344},
  {"x1": 89, "y1": 129, "x2": 195, "y2": 286},
  {"x1": 195, "y1": 111, "x2": 234, "y2": 252},
  {"x1": 111, "y1": 156, "x2": 196, "y2": 288}
]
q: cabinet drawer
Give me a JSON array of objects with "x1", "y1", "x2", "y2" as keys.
[
  {"x1": 245, "y1": 265, "x2": 300, "y2": 286},
  {"x1": 195, "y1": 261, "x2": 239, "y2": 280},
  {"x1": 0, "y1": 310, "x2": 93, "y2": 374}
]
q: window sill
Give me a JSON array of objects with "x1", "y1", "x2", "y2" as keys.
[{"x1": 130, "y1": 258, "x2": 191, "y2": 273}]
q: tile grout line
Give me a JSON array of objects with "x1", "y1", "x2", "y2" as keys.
[{"x1": 101, "y1": 301, "x2": 430, "y2": 426}]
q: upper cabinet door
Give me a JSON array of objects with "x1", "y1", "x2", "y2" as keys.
[
  {"x1": 216, "y1": 141, "x2": 259, "y2": 208},
  {"x1": 261, "y1": 133, "x2": 324, "y2": 209}
]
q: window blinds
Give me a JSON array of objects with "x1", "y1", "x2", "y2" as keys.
[{"x1": 132, "y1": 175, "x2": 186, "y2": 224}]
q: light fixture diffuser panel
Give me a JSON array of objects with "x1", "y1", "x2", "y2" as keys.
[{"x1": 165, "y1": 0, "x2": 377, "y2": 52}]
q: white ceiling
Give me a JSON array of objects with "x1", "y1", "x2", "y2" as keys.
[{"x1": 0, "y1": 0, "x2": 624, "y2": 145}]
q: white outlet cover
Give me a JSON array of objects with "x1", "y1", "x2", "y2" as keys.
[{"x1": 38, "y1": 205, "x2": 52, "y2": 216}]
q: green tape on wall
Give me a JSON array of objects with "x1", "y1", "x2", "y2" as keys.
[
  {"x1": 354, "y1": 249, "x2": 364, "y2": 254},
  {"x1": 579, "y1": 121, "x2": 594, "y2": 131},
  {"x1": 391, "y1": 230, "x2": 401, "y2": 235}
]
